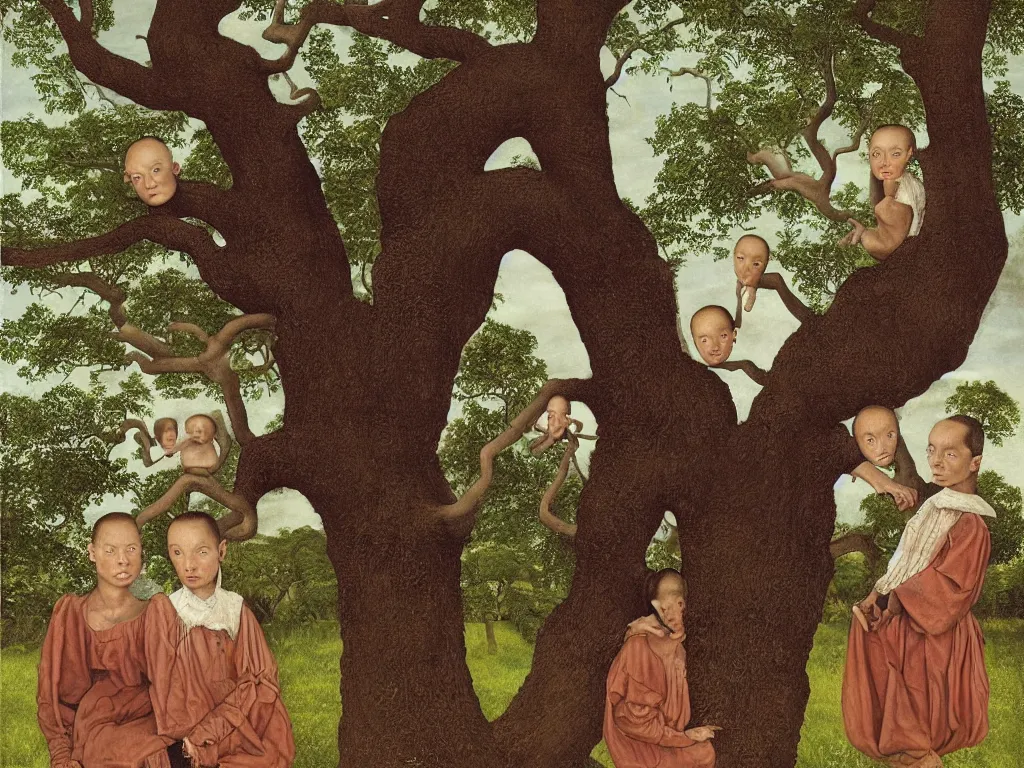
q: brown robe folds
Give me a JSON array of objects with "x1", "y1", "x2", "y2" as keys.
[
  {"x1": 36, "y1": 594, "x2": 172, "y2": 768},
  {"x1": 603, "y1": 634, "x2": 716, "y2": 768},
  {"x1": 842, "y1": 512, "x2": 991, "y2": 759},
  {"x1": 145, "y1": 593, "x2": 295, "y2": 768}
]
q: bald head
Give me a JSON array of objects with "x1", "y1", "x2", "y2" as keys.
[
  {"x1": 853, "y1": 406, "x2": 899, "y2": 466},
  {"x1": 124, "y1": 137, "x2": 180, "y2": 206},
  {"x1": 690, "y1": 305, "x2": 736, "y2": 366}
]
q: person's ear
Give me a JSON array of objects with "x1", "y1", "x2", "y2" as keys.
[
  {"x1": 970, "y1": 455, "x2": 982, "y2": 473},
  {"x1": 218, "y1": 539, "x2": 228, "y2": 562},
  {"x1": 87, "y1": 543, "x2": 97, "y2": 563},
  {"x1": 172, "y1": 162, "x2": 181, "y2": 176},
  {"x1": 123, "y1": 172, "x2": 131, "y2": 183}
]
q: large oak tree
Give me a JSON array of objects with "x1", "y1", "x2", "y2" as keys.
[{"x1": 0, "y1": 0, "x2": 1014, "y2": 766}]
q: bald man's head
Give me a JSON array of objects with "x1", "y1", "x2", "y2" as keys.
[
  {"x1": 690, "y1": 305, "x2": 736, "y2": 366},
  {"x1": 853, "y1": 406, "x2": 899, "y2": 466},
  {"x1": 124, "y1": 137, "x2": 180, "y2": 206}
]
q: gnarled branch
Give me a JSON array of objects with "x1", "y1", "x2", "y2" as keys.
[
  {"x1": 437, "y1": 379, "x2": 592, "y2": 522},
  {"x1": 38, "y1": 0, "x2": 172, "y2": 110},
  {"x1": 0, "y1": 216, "x2": 219, "y2": 270},
  {"x1": 135, "y1": 472, "x2": 257, "y2": 542},
  {"x1": 829, "y1": 531, "x2": 880, "y2": 566},
  {"x1": 714, "y1": 359, "x2": 768, "y2": 386},
  {"x1": 127, "y1": 314, "x2": 278, "y2": 445},
  {"x1": 664, "y1": 66, "x2": 712, "y2": 110},
  {"x1": 853, "y1": 0, "x2": 922, "y2": 54},
  {"x1": 605, "y1": 18, "x2": 685, "y2": 88},
  {"x1": 538, "y1": 439, "x2": 579, "y2": 539},
  {"x1": 261, "y1": 0, "x2": 491, "y2": 74}
]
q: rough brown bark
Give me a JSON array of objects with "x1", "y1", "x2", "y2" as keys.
[{"x1": 1, "y1": 1, "x2": 1005, "y2": 767}]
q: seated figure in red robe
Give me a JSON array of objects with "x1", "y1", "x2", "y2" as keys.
[{"x1": 603, "y1": 569, "x2": 717, "y2": 768}]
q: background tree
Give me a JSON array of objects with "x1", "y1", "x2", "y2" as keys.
[
  {"x1": 0, "y1": 379, "x2": 148, "y2": 644},
  {"x1": 0, "y1": 1, "x2": 1017, "y2": 767},
  {"x1": 222, "y1": 526, "x2": 337, "y2": 623}
]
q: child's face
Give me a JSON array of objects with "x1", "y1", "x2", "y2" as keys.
[
  {"x1": 167, "y1": 520, "x2": 226, "y2": 600},
  {"x1": 690, "y1": 309, "x2": 736, "y2": 365},
  {"x1": 88, "y1": 519, "x2": 142, "y2": 589},
  {"x1": 159, "y1": 426, "x2": 178, "y2": 450},
  {"x1": 185, "y1": 417, "x2": 215, "y2": 445},
  {"x1": 853, "y1": 408, "x2": 899, "y2": 467},
  {"x1": 927, "y1": 420, "x2": 981, "y2": 488},
  {"x1": 733, "y1": 237, "x2": 769, "y2": 287},
  {"x1": 545, "y1": 396, "x2": 571, "y2": 438},
  {"x1": 869, "y1": 127, "x2": 913, "y2": 183},
  {"x1": 123, "y1": 139, "x2": 180, "y2": 206}
]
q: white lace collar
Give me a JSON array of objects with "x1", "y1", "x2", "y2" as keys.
[
  {"x1": 926, "y1": 486, "x2": 996, "y2": 518},
  {"x1": 169, "y1": 568, "x2": 244, "y2": 640}
]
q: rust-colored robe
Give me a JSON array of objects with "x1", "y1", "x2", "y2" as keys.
[
  {"x1": 36, "y1": 594, "x2": 172, "y2": 768},
  {"x1": 842, "y1": 512, "x2": 991, "y2": 759},
  {"x1": 145, "y1": 593, "x2": 295, "y2": 768},
  {"x1": 603, "y1": 634, "x2": 716, "y2": 768}
]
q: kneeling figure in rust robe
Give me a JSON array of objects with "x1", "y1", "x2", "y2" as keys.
[{"x1": 603, "y1": 569, "x2": 716, "y2": 768}]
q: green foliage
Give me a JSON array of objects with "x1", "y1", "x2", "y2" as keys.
[
  {"x1": 630, "y1": 0, "x2": 1023, "y2": 307},
  {"x1": 223, "y1": 527, "x2": 338, "y2": 624},
  {"x1": 977, "y1": 471, "x2": 1024, "y2": 565},
  {"x1": 944, "y1": 379, "x2": 1021, "y2": 447},
  {"x1": 0, "y1": 381, "x2": 148, "y2": 645},
  {"x1": 856, "y1": 469, "x2": 1024, "y2": 568}
]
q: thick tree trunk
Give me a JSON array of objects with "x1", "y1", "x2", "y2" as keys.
[{"x1": 315, "y1": 480, "x2": 511, "y2": 768}]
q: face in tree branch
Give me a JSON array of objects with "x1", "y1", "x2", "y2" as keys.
[
  {"x1": 853, "y1": 406, "x2": 900, "y2": 468},
  {"x1": 689, "y1": 305, "x2": 737, "y2": 366},
  {"x1": 123, "y1": 137, "x2": 181, "y2": 206},
  {"x1": 154, "y1": 417, "x2": 179, "y2": 452}
]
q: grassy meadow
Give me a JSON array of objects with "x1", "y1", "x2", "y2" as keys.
[{"x1": 2, "y1": 620, "x2": 1021, "y2": 767}]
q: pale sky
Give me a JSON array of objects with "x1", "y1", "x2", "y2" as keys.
[{"x1": 2, "y1": 2, "x2": 1022, "y2": 533}]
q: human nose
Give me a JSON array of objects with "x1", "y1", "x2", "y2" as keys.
[
  {"x1": 144, "y1": 175, "x2": 157, "y2": 188},
  {"x1": 183, "y1": 556, "x2": 195, "y2": 572},
  {"x1": 116, "y1": 549, "x2": 129, "y2": 564}
]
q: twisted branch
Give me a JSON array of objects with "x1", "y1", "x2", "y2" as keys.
[
  {"x1": 853, "y1": 0, "x2": 922, "y2": 54},
  {"x1": 0, "y1": 216, "x2": 219, "y2": 270},
  {"x1": 261, "y1": 0, "x2": 491, "y2": 75},
  {"x1": 714, "y1": 359, "x2": 768, "y2": 386},
  {"x1": 664, "y1": 66, "x2": 712, "y2": 110},
  {"x1": 127, "y1": 314, "x2": 278, "y2": 445},
  {"x1": 437, "y1": 379, "x2": 592, "y2": 522},
  {"x1": 538, "y1": 439, "x2": 578, "y2": 539},
  {"x1": 605, "y1": 18, "x2": 685, "y2": 88}
]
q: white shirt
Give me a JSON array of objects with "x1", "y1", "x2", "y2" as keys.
[
  {"x1": 894, "y1": 171, "x2": 926, "y2": 237},
  {"x1": 169, "y1": 568, "x2": 244, "y2": 640},
  {"x1": 874, "y1": 487, "x2": 995, "y2": 595}
]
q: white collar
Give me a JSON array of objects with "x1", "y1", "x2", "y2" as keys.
[
  {"x1": 169, "y1": 569, "x2": 244, "y2": 640},
  {"x1": 923, "y1": 486, "x2": 996, "y2": 518}
]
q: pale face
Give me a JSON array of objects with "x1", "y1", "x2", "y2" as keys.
[
  {"x1": 652, "y1": 576, "x2": 686, "y2": 635},
  {"x1": 124, "y1": 139, "x2": 180, "y2": 206},
  {"x1": 158, "y1": 425, "x2": 178, "y2": 451},
  {"x1": 167, "y1": 519, "x2": 227, "y2": 600},
  {"x1": 869, "y1": 127, "x2": 913, "y2": 184},
  {"x1": 545, "y1": 396, "x2": 571, "y2": 439},
  {"x1": 853, "y1": 407, "x2": 899, "y2": 467},
  {"x1": 926, "y1": 420, "x2": 981, "y2": 490},
  {"x1": 733, "y1": 236, "x2": 769, "y2": 287},
  {"x1": 185, "y1": 416, "x2": 215, "y2": 445},
  {"x1": 690, "y1": 309, "x2": 736, "y2": 365},
  {"x1": 88, "y1": 519, "x2": 143, "y2": 589}
]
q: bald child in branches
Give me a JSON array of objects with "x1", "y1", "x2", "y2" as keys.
[{"x1": 840, "y1": 125, "x2": 925, "y2": 260}]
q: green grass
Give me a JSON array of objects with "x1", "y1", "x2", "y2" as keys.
[{"x1": 3, "y1": 621, "x2": 1022, "y2": 767}]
